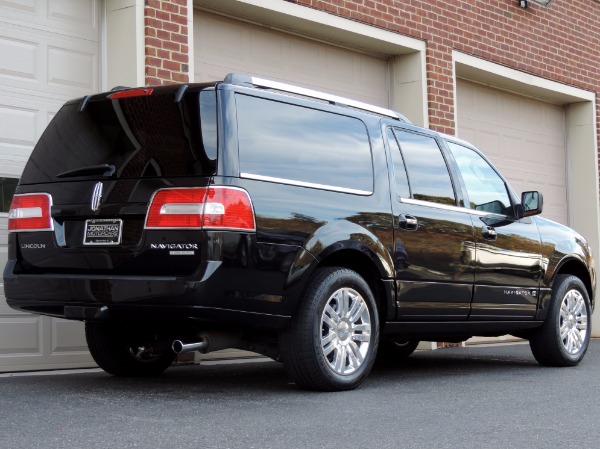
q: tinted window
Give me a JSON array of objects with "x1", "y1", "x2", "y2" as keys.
[
  {"x1": 236, "y1": 94, "x2": 373, "y2": 194},
  {"x1": 386, "y1": 128, "x2": 410, "y2": 198},
  {"x1": 20, "y1": 89, "x2": 217, "y2": 184},
  {"x1": 394, "y1": 130, "x2": 456, "y2": 205},
  {"x1": 200, "y1": 90, "x2": 217, "y2": 161},
  {"x1": 448, "y1": 142, "x2": 512, "y2": 215}
]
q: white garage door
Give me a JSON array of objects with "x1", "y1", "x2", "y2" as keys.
[
  {"x1": 0, "y1": 0, "x2": 100, "y2": 371},
  {"x1": 194, "y1": 11, "x2": 390, "y2": 108},
  {"x1": 457, "y1": 79, "x2": 568, "y2": 225}
]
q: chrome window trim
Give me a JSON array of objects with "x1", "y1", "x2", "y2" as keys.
[
  {"x1": 401, "y1": 197, "x2": 500, "y2": 217},
  {"x1": 241, "y1": 173, "x2": 372, "y2": 196}
]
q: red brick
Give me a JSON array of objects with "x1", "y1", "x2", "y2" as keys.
[
  {"x1": 172, "y1": 52, "x2": 188, "y2": 63},
  {"x1": 171, "y1": 33, "x2": 187, "y2": 44},
  {"x1": 163, "y1": 21, "x2": 180, "y2": 32},
  {"x1": 163, "y1": 60, "x2": 181, "y2": 71},
  {"x1": 162, "y1": 40, "x2": 180, "y2": 52}
]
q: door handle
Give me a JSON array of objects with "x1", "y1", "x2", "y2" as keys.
[
  {"x1": 482, "y1": 225, "x2": 497, "y2": 240},
  {"x1": 399, "y1": 214, "x2": 418, "y2": 230}
]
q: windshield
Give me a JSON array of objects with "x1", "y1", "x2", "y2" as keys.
[{"x1": 20, "y1": 88, "x2": 218, "y2": 184}]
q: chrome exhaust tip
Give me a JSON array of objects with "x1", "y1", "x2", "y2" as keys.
[{"x1": 172, "y1": 339, "x2": 207, "y2": 354}]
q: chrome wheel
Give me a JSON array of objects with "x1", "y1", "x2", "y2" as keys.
[
  {"x1": 320, "y1": 287, "x2": 371, "y2": 376},
  {"x1": 529, "y1": 275, "x2": 591, "y2": 367},
  {"x1": 559, "y1": 289, "x2": 588, "y2": 355}
]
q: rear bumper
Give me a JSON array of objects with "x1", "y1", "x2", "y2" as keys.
[{"x1": 3, "y1": 260, "x2": 291, "y2": 330}]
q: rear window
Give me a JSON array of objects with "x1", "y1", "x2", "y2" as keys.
[
  {"x1": 236, "y1": 94, "x2": 373, "y2": 195},
  {"x1": 20, "y1": 88, "x2": 218, "y2": 184}
]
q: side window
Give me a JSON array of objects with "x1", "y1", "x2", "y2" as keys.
[
  {"x1": 448, "y1": 142, "x2": 512, "y2": 215},
  {"x1": 394, "y1": 130, "x2": 456, "y2": 206},
  {"x1": 236, "y1": 94, "x2": 373, "y2": 194},
  {"x1": 386, "y1": 128, "x2": 410, "y2": 198}
]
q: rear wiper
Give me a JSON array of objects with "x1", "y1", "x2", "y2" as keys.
[{"x1": 57, "y1": 164, "x2": 116, "y2": 178}]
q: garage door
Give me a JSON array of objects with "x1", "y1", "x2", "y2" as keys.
[
  {"x1": 0, "y1": 0, "x2": 100, "y2": 371},
  {"x1": 194, "y1": 11, "x2": 390, "y2": 108},
  {"x1": 457, "y1": 79, "x2": 568, "y2": 226}
]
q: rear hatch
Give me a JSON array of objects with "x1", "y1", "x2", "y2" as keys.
[{"x1": 11, "y1": 84, "x2": 218, "y2": 276}]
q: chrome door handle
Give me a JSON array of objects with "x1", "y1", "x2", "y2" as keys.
[
  {"x1": 399, "y1": 214, "x2": 418, "y2": 230},
  {"x1": 482, "y1": 225, "x2": 497, "y2": 240}
]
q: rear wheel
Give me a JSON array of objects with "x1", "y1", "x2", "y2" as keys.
[
  {"x1": 282, "y1": 267, "x2": 379, "y2": 391},
  {"x1": 85, "y1": 322, "x2": 175, "y2": 377},
  {"x1": 529, "y1": 275, "x2": 591, "y2": 367}
]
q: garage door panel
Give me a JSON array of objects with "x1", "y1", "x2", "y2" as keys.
[
  {"x1": 0, "y1": 88, "x2": 66, "y2": 166},
  {"x1": 289, "y1": 40, "x2": 325, "y2": 80},
  {"x1": 0, "y1": 0, "x2": 36, "y2": 14},
  {"x1": 250, "y1": 31, "x2": 285, "y2": 70},
  {"x1": 457, "y1": 79, "x2": 568, "y2": 226},
  {"x1": 47, "y1": 0, "x2": 96, "y2": 29},
  {"x1": 195, "y1": 11, "x2": 389, "y2": 107},
  {"x1": 52, "y1": 320, "x2": 88, "y2": 354},
  {"x1": 0, "y1": 315, "x2": 42, "y2": 356},
  {"x1": 0, "y1": 104, "x2": 38, "y2": 147},
  {"x1": 0, "y1": 0, "x2": 99, "y2": 41},
  {"x1": 47, "y1": 45, "x2": 97, "y2": 91},
  {"x1": 0, "y1": 35, "x2": 37, "y2": 82},
  {"x1": 0, "y1": 23, "x2": 98, "y2": 99}
]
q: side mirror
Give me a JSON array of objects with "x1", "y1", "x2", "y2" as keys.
[{"x1": 519, "y1": 191, "x2": 543, "y2": 218}]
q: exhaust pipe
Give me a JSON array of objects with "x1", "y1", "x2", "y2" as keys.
[{"x1": 172, "y1": 338, "x2": 207, "y2": 354}]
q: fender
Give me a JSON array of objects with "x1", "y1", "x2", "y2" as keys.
[
  {"x1": 283, "y1": 219, "x2": 395, "y2": 317},
  {"x1": 302, "y1": 219, "x2": 394, "y2": 276}
]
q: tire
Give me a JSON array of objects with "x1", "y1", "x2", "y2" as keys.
[
  {"x1": 281, "y1": 267, "x2": 379, "y2": 391},
  {"x1": 529, "y1": 275, "x2": 591, "y2": 367},
  {"x1": 85, "y1": 322, "x2": 175, "y2": 377},
  {"x1": 377, "y1": 338, "x2": 419, "y2": 360}
]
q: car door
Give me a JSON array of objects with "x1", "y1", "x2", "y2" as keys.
[
  {"x1": 446, "y1": 140, "x2": 543, "y2": 320},
  {"x1": 387, "y1": 128, "x2": 476, "y2": 320}
]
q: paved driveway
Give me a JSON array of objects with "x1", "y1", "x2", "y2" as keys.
[{"x1": 1, "y1": 341, "x2": 598, "y2": 449}]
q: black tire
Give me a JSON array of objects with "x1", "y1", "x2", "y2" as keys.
[
  {"x1": 85, "y1": 322, "x2": 175, "y2": 377},
  {"x1": 529, "y1": 275, "x2": 591, "y2": 367},
  {"x1": 377, "y1": 338, "x2": 419, "y2": 360},
  {"x1": 281, "y1": 267, "x2": 379, "y2": 391}
]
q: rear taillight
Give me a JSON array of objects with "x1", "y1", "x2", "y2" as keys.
[
  {"x1": 145, "y1": 187, "x2": 255, "y2": 231},
  {"x1": 8, "y1": 193, "x2": 53, "y2": 232}
]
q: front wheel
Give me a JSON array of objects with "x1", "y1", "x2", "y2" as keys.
[
  {"x1": 85, "y1": 322, "x2": 175, "y2": 377},
  {"x1": 529, "y1": 275, "x2": 591, "y2": 367},
  {"x1": 281, "y1": 267, "x2": 379, "y2": 391}
]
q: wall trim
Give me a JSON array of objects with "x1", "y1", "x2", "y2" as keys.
[{"x1": 453, "y1": 51, "x2": 595, "y2": 105}]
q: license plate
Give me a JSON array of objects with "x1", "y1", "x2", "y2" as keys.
[{"x1": 83, "y1": 219, "x2": 123, "y2": 246}]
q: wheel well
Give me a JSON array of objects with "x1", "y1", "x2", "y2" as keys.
[
  {"x1": 319, "y1": 249, "x2": 389, "y2": 321},
  {"x1": 555, "y1": 259, "x2": 594, "y2": 306}
]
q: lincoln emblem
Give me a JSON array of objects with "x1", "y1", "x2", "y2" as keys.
[{"x1": 91, "y1": 182, "x2": 103, "y2": 211}]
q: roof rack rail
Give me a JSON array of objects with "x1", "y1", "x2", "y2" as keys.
[{"x1": 223, "y1": 73, "x2": 410, "y2": 123}]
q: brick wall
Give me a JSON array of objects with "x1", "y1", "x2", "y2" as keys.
[
  {"x1": 288, "y1": 0, "x2": 600, "y2": 136},
  {"x1": 145, "y1": 0, "x2": 189, "y2": 86}
]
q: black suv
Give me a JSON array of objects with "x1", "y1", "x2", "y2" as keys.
[{"x1": 4, "y1": 74, "x2": 595, "y2": 391}]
